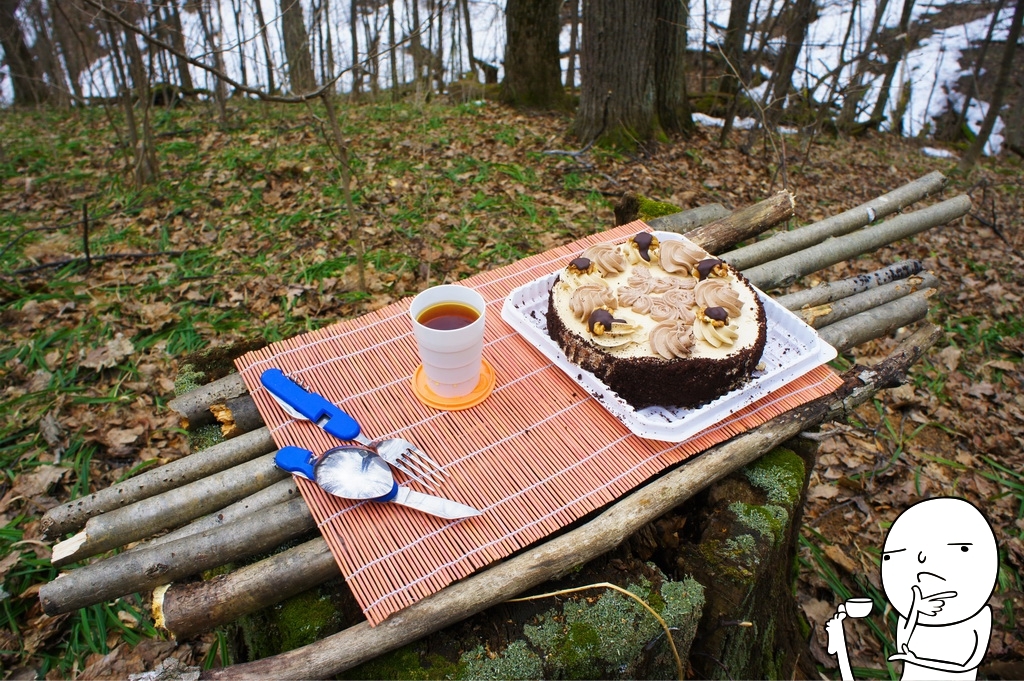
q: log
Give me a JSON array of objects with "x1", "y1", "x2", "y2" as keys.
[
  {"x1": 210, "y1": 394, "x2": 263, "y2": 438},
  {"x1": 643, "y1": 202, "x2": 730, "y2": 233},
  {"x1": 143, "y1": 478, "x2": 299, "y2": 549},
  {"x1": 742, "y1": 194, "x2": 970, "y2": 290},
  {"x1": 167, "y1": 372, "x2": 248, "y2": 430},
  {"x1": 814, "y1": 291, "x2": 933, "y2": 354},
  {"x1": 40, "y1": 426, "x2": 275, "y2": 539},
  {"x1": 200, "y1": 323, "x2": 942, "y2": 680},
  {"x1": 775, "y1": 260, "x2": 925, "y2": 311},
  {"x1": 51, "y1": 452, "x2": 288, "y2": 567},
  {"x1": 155, "y1": 536, "x2": 339, "y2": 640},
  {"x1": 39, "y1": 497, "x2": 317, "y2": 616},
  {"x1": 724, "y1": 171, "x2": 948, "y2": 270},
  {"x1": 677, "y1": 190, "x2": 795, "y2": 255},
  {"x1": 793, "y1": 273, "x2": 938, "y2": 329}
]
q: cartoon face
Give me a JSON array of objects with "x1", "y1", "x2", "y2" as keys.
[{"x1": 881, "y1": 498, "x2": 998, "y2": 625}]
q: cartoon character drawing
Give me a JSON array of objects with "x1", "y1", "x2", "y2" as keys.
[{"x1": 825, "y1": 497, "x2": 998, "y2": 680}]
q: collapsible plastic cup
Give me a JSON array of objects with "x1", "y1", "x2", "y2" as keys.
[{"x1": 410, "y1": 285, "x2": 488, "y2": 401}]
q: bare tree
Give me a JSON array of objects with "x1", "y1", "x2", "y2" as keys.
[
  {"x1": 502, "y1": 0, "x2": 565, "y2": 108},
  {"x1": 654, "y1": 0, "x2": 694, "y2": 135},
  {"x1": 280, "y1": 0, "x2": 317, "y2": 93},
  {"x1": 960, "y1": 0, "x2": 1024, "y2": 170},
  {"x1": 766, "y1": 0, "x2": 816, "y2": 117},
  {"x1": 564, "y1": 0, "x2": 579, "y2": 89},
  {"x1": 573, "y1": 0, "x2": 658, "y2": 144},
  {"x1": 837, "y1": 0, "x2": 891, "y2": 129},
  {"x1": 163, "y1": 0, "x2": 196, "y2": 94},
  {"x1": 252, "y1": 0, "x2": 278, "y2": 92},
  {"x1": 863, "y1": 0, "x2": 916, "y2": 131},
  {"x1": 0, "y1": 0, "x2": 49, "y2": 105}
]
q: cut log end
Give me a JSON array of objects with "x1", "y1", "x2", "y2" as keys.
[{"x1": 52, "y1": 529, "x2": 88, "y2": 567}]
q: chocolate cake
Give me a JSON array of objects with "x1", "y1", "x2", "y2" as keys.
[{"x1": 545, "y1": 232, "x2": 767, "y2": 409}]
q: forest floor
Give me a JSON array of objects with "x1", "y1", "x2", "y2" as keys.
[{"x1": 0, "y1": 96, "x2": 1022, "y2": 679}]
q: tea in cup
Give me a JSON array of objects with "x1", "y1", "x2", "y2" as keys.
[{"x1": 410, "y1": 285, "x2": 486, "y2": 398}]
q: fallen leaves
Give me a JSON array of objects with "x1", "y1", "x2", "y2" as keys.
[{"x1": 80, "y1": 334, "x2": 135, "y2": 371}]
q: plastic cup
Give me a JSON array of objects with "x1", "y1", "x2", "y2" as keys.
[
  {"x1": 845, "y1": 597, "x2": 873, "y2": 618},
  {"x1": 410, "y1": 285, "x2": 486, "y2": 398}
]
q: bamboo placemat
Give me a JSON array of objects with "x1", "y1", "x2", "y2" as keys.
[{"x1": 235, "y1": 222, "x2": 844, "y2": 625}]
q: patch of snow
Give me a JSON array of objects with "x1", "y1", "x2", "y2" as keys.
[{"x1": 921, "y1": 147, "x2": 958, "y2": 159}]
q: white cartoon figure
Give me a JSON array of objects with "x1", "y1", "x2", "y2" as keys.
[{"x1": 825, "y1": 497, "x2": 998, "y2": 680}]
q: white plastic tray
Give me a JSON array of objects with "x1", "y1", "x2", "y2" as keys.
[{"x1": 500, "y1": 231, "x2": 837, "y2": 442}]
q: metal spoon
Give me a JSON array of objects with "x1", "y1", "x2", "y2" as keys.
[{"x1": 275, "y1": 444, "x2": 481, "y2": 520}]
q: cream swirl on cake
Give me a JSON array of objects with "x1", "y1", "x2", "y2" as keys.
[{"x1": 546, "y1": 231, "x2": 767, "y2": 409}]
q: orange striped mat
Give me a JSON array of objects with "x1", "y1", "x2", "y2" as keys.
[{"x1": 235, "y1": 222, "x2": 844, "y2": 625}]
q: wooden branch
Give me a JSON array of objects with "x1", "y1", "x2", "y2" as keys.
[
  {"x1": 39, "y1": 497, "x2": 316, "y2": 616},
  {"x1": 211, "y1": 394, "x2": 263, "y2": 438},
  {"x1": 155, "y1": 537, "x2": 338, "y2": 640},
  {"x1": 41, "y1": 426, "x2": 275, "y2": 539},
  {"x1": 167, "y1": 372, "x2": 248, "y2": 430},
  {"x1": 680, "y1": 190, "x2": 795, "y2": 255},
  {"x1": 143, "y1": 478, "x2": 299, "y2": 549},
  {"x1": 794, "y1": 273, "x2": 938, "y2": 329},
  {"x1": 641, "y1": 203, "x2": 730, "y2": 233},
  {"x1": 775, "y1": 260, "x2": 924, "y2": 311},
  {"x1": 51, "y1": 452, "x2": 288, "y2": 567},
  {"x1": 742, "y1": 194, "x2": 970, "y2": 290},
  {"x1": 815, "y1": 292, "x2": 933, "y2": 354},
  {"x1": 200, "y1": 323, "x2": 942, "y2": 680},
  {"x1": 724, "y1": 171, "x2": 948, "y2": 270}
]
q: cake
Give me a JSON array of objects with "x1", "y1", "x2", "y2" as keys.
[{"x1": 545, "y1": 232, "x2": 767, "y2": 409}]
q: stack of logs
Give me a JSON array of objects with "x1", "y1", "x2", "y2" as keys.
[{"x1": 37, "y1": 172, "x2": 966, "y2": 679}]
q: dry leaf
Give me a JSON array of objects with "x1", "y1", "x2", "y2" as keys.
[
  {"x1": 966, "y1": 382, "x2": 996, "y2": 399},
  {"x1": 823, "y1": 544, "x2": 859, "y2": 573},
  {"x1": 81, "y1": 334, "x2": 135, "y2": 370},
  {"x1": 808, "y1": 484, "x2": 840, "y2": 500},
  {"x1": 12, "y1": 465, "x2": 67, "y2": 499},
  {"x1": 936, "y1": 345, "x2": 961, "y2": 373},
  {"x1": 105, "y1": 426, "x2": 145, "y2": 448}
]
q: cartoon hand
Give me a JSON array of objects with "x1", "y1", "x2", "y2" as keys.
[
  {"x1": 888, "y1": 643, "x2": 922, "y2": 664},
  {"x1": 911, "y1": 585, "x2": 958, "y2": 618},
  {"x1": 825, "y1": 604, "x2": 848, "y2": 655}
]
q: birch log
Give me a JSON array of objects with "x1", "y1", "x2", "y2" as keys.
[
  {"x1": 51, "y1": 452, "x2": 288, "y2": 567},
  {"x1": 40, "y1": 497, "x2": 317, "y2": 616},
  {"x1": 168, "y1": 372, "x2": 248, "y2": 430},
  {"x1": 743, "y1": 195, "x2": 970, "y2": 290},
  {"x1": 724, "y1": 171, "x2": 948, "y2": 270},
  {"x1": 155, "y1": 536, "x2": 339, "y2": 640},
  {"x1": 210, "y1": 394, "x2": 263, "y2": 438},
  {"x1": 815, "y1": 292, "x2": 933, "y2": 353},
  {"x1": 775, "y1": 260, "x2": 924, "y2": 311},
  {"x1": 200, "y1": 323, "x2": 942, "y2": 681},
  {"x1": 676, "y1": 190, "x2": 795, "y2": 255},
  {"x1": 142, "y1": 478, "x2": 299, "y2": 549},
  {"x1": 633, "y1": 202, "x2": 730, "y2": 232},
  {"x1": 41, "y1": 426, "x2": 275, "y2": 539},
  {"x1": 793, "y1": 273, "x2": 937, "y2": 328}
]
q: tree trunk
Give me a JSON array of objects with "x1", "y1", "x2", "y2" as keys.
[
  {"x1": 252, "y1": 0, "x2": 277, "y2": 93},
  {"x1": 0, "y1": 0, "x2": 48, "y2": 105},
  {"x1": 350, "y1": 0, "x2": 361, "y2": 96},
  {"x1": 459, "y1": 0, "x2": 475, "y2": 80},
  {"x1": 715, "y1": 0, "x2": 753, "y2": 114},
  {"x1": 166, "y1": 0, "x2": 196, "y2": 94},
  {"x1": 864, "y1": 0, "x2": 916, "y2": 131},
  {"x1": 280, "y1": 0, "x2": 317, "y2": 93},
  {"x1": 388, "y1": 0, "x2": 398, "y2": 99},
  {"x1": 573, "y1": 0, "x2": 657, "y2": 145},
  {"x1": 959, "y1": 0, "x2": 1024, "y2": 170},
  {"x1": 768, "y1": 0, "x2": 815, "y2": 115},
  {"x1": 654, "y1": 0, "x2": 694, "y2": 135},
  {"x1": 837, "y1": 0, "x2": 890, "y2": 128},
  {"x1": 27, "y1": 0, "x2": 71, "y2": 106},
  {"x1": 502, "y1": 0, "x2": 565, "y2": 109},
  {"x1": 566, "y1": 0, "x2": 579, "y2": 88},
  {"x1": 954, "y1": 0, "x2": 1005, "y2": 138}
]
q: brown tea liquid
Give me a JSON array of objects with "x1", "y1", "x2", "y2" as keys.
[{"x1": 417, "y1": 302, "x2": 480, "y2": 330}]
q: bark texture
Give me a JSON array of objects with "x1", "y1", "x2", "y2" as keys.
[
  {"x1": 501, "y1": 0, "x2": 566, "y2": 109},
  {"x1": 573, "y1": 0, "x2": 658, "y2": 144}
]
